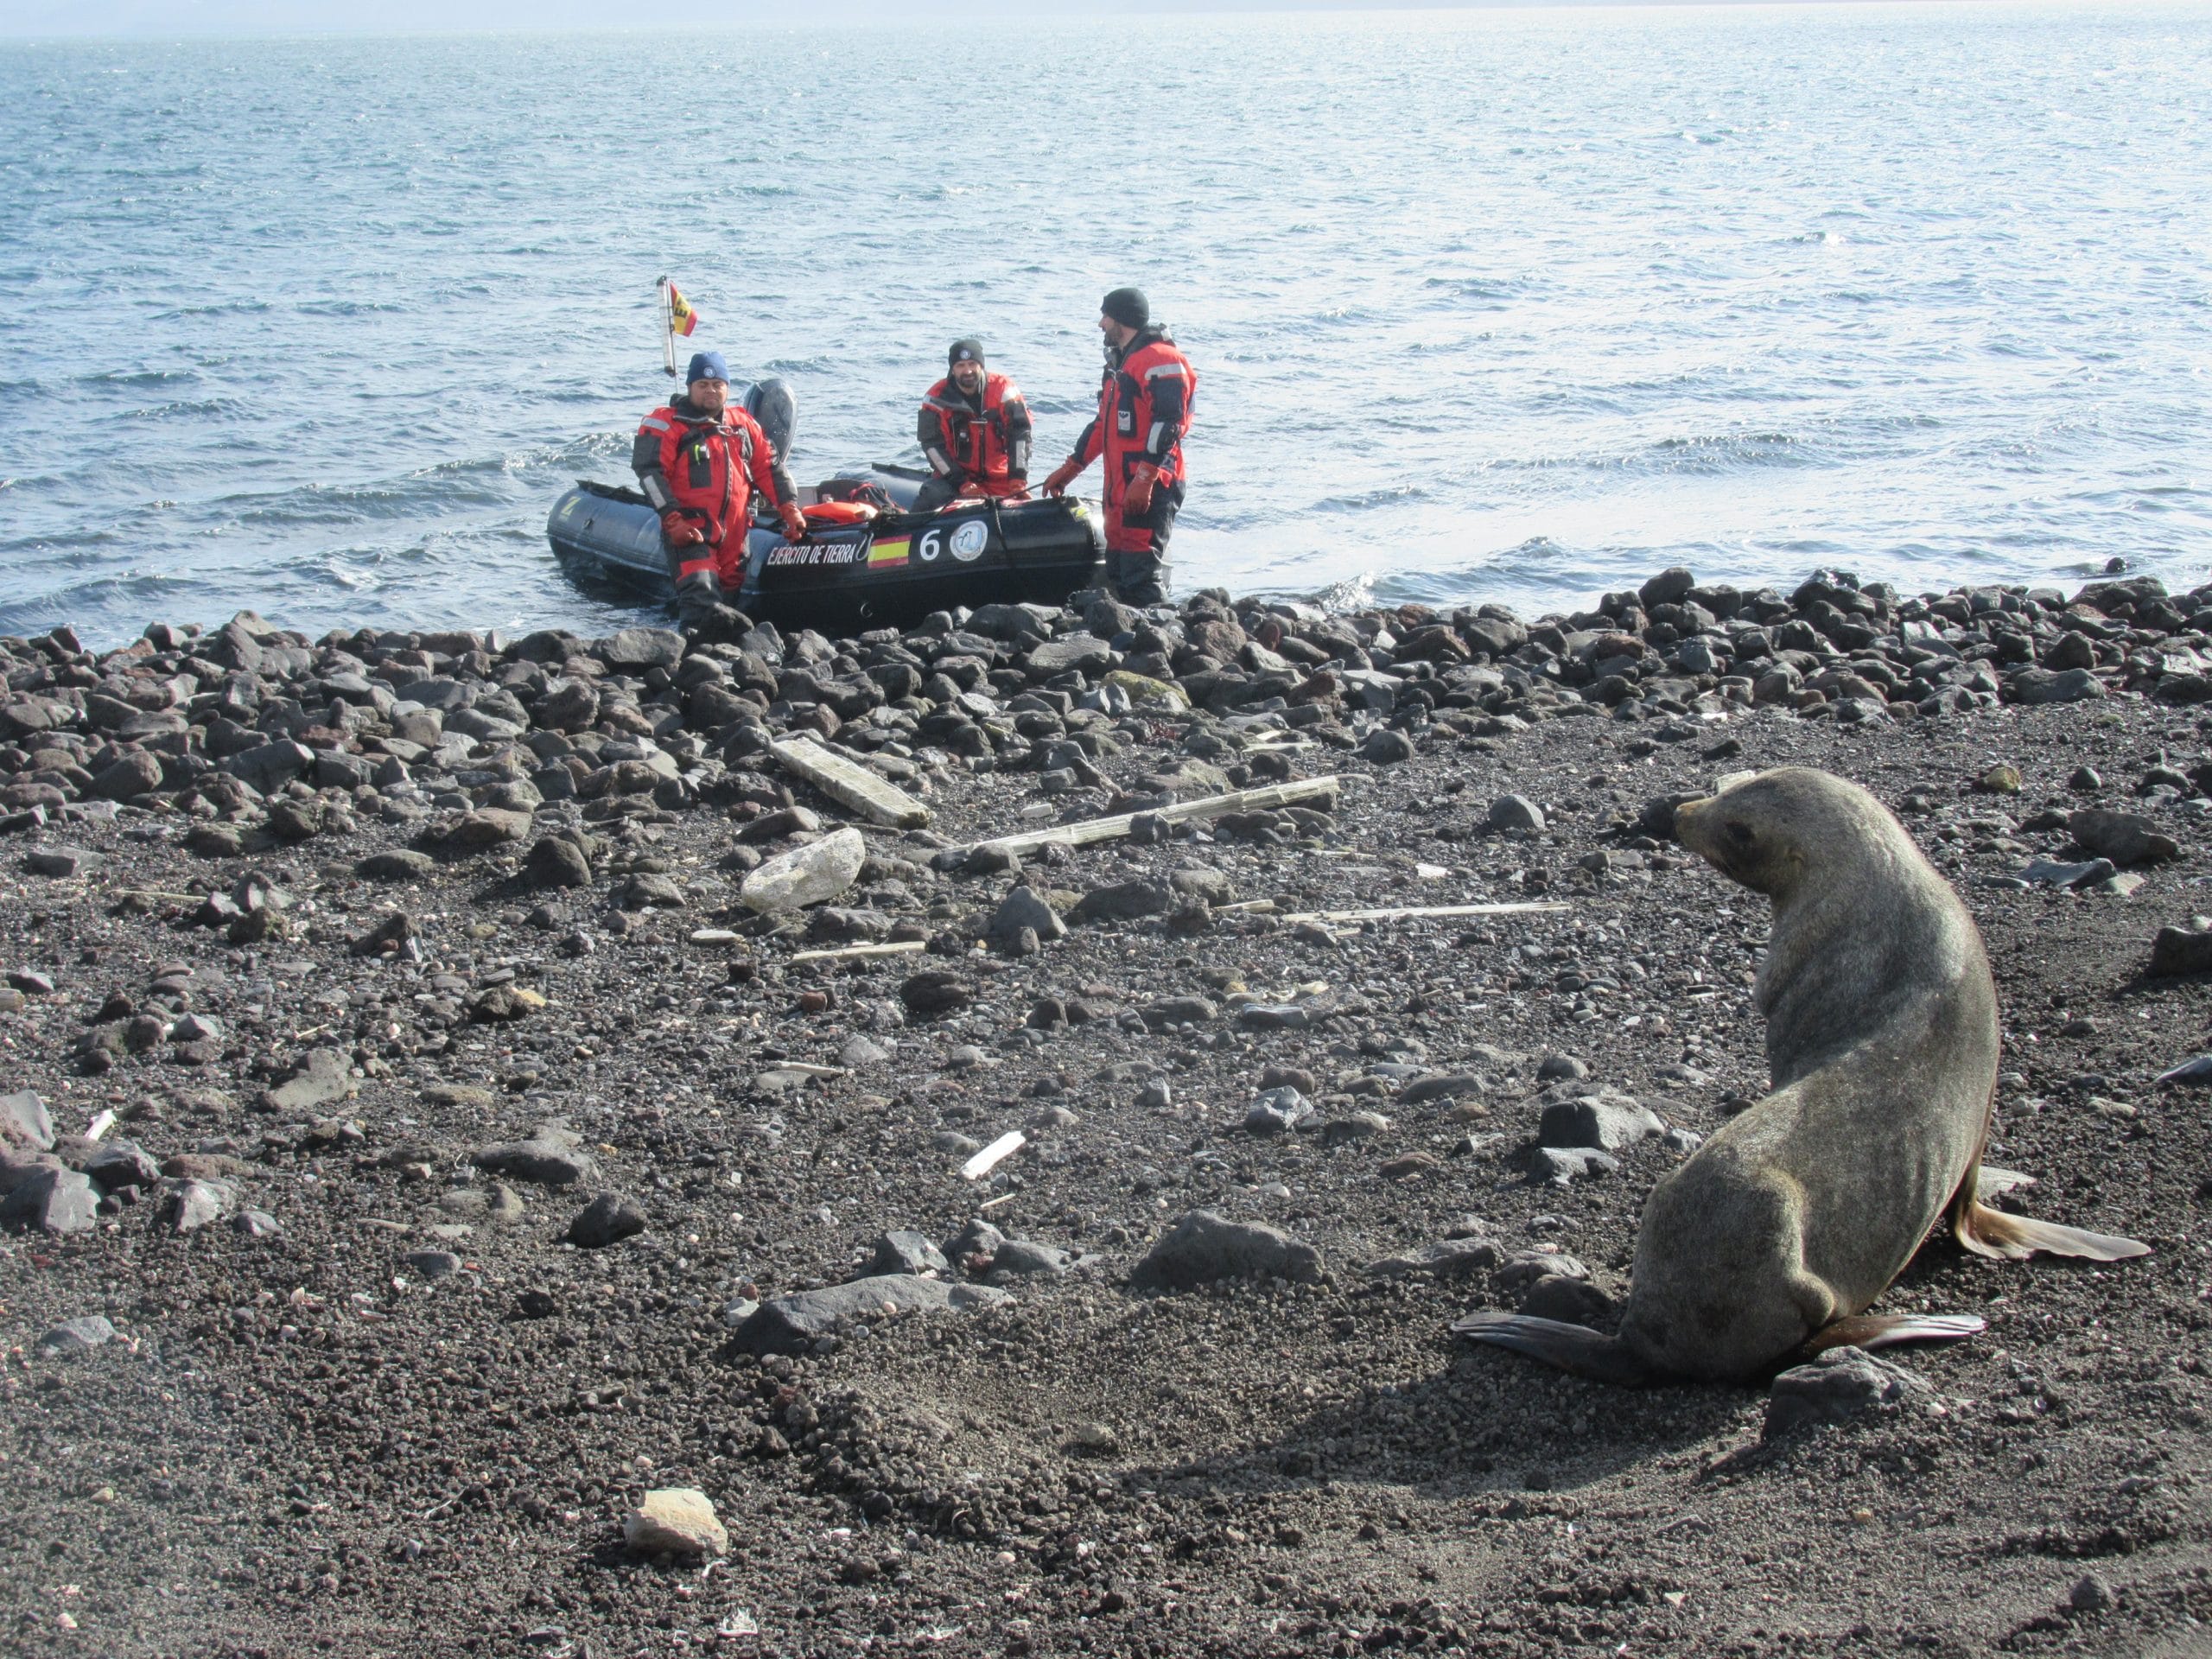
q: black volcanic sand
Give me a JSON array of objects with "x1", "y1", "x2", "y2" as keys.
[{"x1": 3, "y1": 569, "x2": 2211, "y2": 1658}]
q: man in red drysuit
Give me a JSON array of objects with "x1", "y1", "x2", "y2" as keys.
[
  {"x1": 1039, "y1": 288, "x2": 1196, "y2": 608},
  {"x1": 633, "y1": 349, "x2": 807, "y2": 633},
  {"x1": 913, "y1": 337, "x2": 1033, "y2": 514}
]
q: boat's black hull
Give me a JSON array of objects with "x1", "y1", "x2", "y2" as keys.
[{"x1": 549, "y1": 473, "x2": 1106, "y2": 634}]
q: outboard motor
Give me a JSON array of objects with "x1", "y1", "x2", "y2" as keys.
[{"x1": 742, "y1": 378, "x2": 798, "y2": 466}]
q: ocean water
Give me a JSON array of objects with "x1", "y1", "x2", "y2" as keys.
[{"x1": 2, "y1": 4, "x2": 2208, "y2": 649}]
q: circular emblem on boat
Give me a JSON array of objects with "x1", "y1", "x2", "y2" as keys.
[{"x1": 950, "y1": 519, "x2": 989, "y2": 563}]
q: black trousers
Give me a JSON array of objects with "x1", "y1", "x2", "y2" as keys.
[{"x1": 910, "y1": 474, "x2": 963, "y2": 516}]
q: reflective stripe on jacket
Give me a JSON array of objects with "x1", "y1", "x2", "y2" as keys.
[{"x1": 1070, "y1": 328, "x2": 1196, "y2": 509}]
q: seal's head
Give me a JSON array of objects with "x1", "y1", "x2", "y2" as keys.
[{"x1": 1674, "y1": 767, "x2": 1871, "y2": 899}]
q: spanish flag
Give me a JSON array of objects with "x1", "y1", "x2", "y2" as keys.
[
  {"x1": 668, "y1": 284, "x2": 700, "y2": 337},
  {"x1": 868, "y1": 537, "x2": 910, "y2": 569}
]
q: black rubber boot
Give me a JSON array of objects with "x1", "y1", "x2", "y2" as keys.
[
  {"x1": 1114, "y1": 556, "x2": 1168, "y2": 608},
  {"x1": 672, "y1": 567, "x2": 730, "y2": 634},
  {"x1": 696, "y1": 603, "x2": 750, "y2": 641}
]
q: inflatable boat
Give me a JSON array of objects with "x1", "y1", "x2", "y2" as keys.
[{"x1": 548, "y1": 378, "x2": 1105, "y2": 634}]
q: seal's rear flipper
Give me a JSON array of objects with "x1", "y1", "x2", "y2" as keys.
[
  {"x1": 1802, "y1": 1313, "x2": 1985, "y2": 1357},
  {"x1": 1452, "y1": 1313, "x2": 1655, "y2": 1386},
  {"x1": 1954, "y1": 1200, "x2": 2150, "y2": 1262}
]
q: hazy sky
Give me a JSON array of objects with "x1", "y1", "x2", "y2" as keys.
[
  {"x1": 0, "y1": 0, "x2": 1545, "y2": 36},
  {"x1": 0, "y1": 0, "x2": 1615, "y2": 39}
]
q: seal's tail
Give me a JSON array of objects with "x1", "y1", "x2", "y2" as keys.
[
  {"x1": 1451, "y1": 1312, "x2": 1656, "y2": 1387},
  {"x1": 1954, "y1": 1200, "x2": 2150, "y2": 1262}
]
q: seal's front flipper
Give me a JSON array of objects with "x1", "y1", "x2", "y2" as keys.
[
  {"x1": 1452, "y1": 1313, "x2": 1655, "y2": 1386},
  {"x1": 1955, "y1": 1201, "x2": 2149, "y2": 1262},
  {"x1": 1802, "y1": 1313, "x2": 1985, "y2": 1357}
]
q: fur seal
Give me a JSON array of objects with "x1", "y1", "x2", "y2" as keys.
[{"x1": 1456, "y1": 766, "x2": 2147, "y2": 1385}]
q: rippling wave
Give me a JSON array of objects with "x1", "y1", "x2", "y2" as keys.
[{"x1": 2, "y1": 4, "x2": 2208, "y2": 647}]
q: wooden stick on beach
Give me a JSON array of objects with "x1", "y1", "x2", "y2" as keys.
[
  {"x1": 788, "y1": 939, "x2": 929, "y2": 966},
  {"x1": 961, "y1": 775, "x2": 1341, "y2": 858},
  {"x1": 1277, "y1": 901, "x2": 1569, "y2": 924}
]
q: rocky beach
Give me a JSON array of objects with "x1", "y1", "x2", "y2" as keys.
[{"x1": 2, "y1": 565, "x2": 2209, "y2": 1658}]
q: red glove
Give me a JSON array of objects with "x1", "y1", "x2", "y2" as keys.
[
  {"x1": 660, "y1": 512, "x2": 704, "y2": 549},
  {"x1": 1040, "y1": 458, "x2": 1083, "y2": 498},
  {"x1": 1123, "y1": 462, "x2": 1159, "y2": 518},
  {"x1": 778, "y1": 502, "x2": 808, "y2": 543}
]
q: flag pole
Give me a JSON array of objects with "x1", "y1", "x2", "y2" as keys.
[{"x1": 658, "y1": 276, "x2": 677, "y2": 378}]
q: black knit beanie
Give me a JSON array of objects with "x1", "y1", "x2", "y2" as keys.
[{"x1": 1100, "y1": 288, "x2": 1150, "y2": 329}]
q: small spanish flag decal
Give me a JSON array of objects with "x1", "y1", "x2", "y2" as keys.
[
  {"x1": 668, "y1": 284, "x2": 699, "y2": 337},
  {"x1": 868, "y1": 537, "x2": 910, "y2": 569}
]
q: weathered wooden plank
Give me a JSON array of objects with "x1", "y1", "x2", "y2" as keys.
[
  {"x1": 963, "y1": 775, "x2": 1340, "y2": 858},
  {"x1": 771, "y1": 735, "x2": 931, "y2": 830}
]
